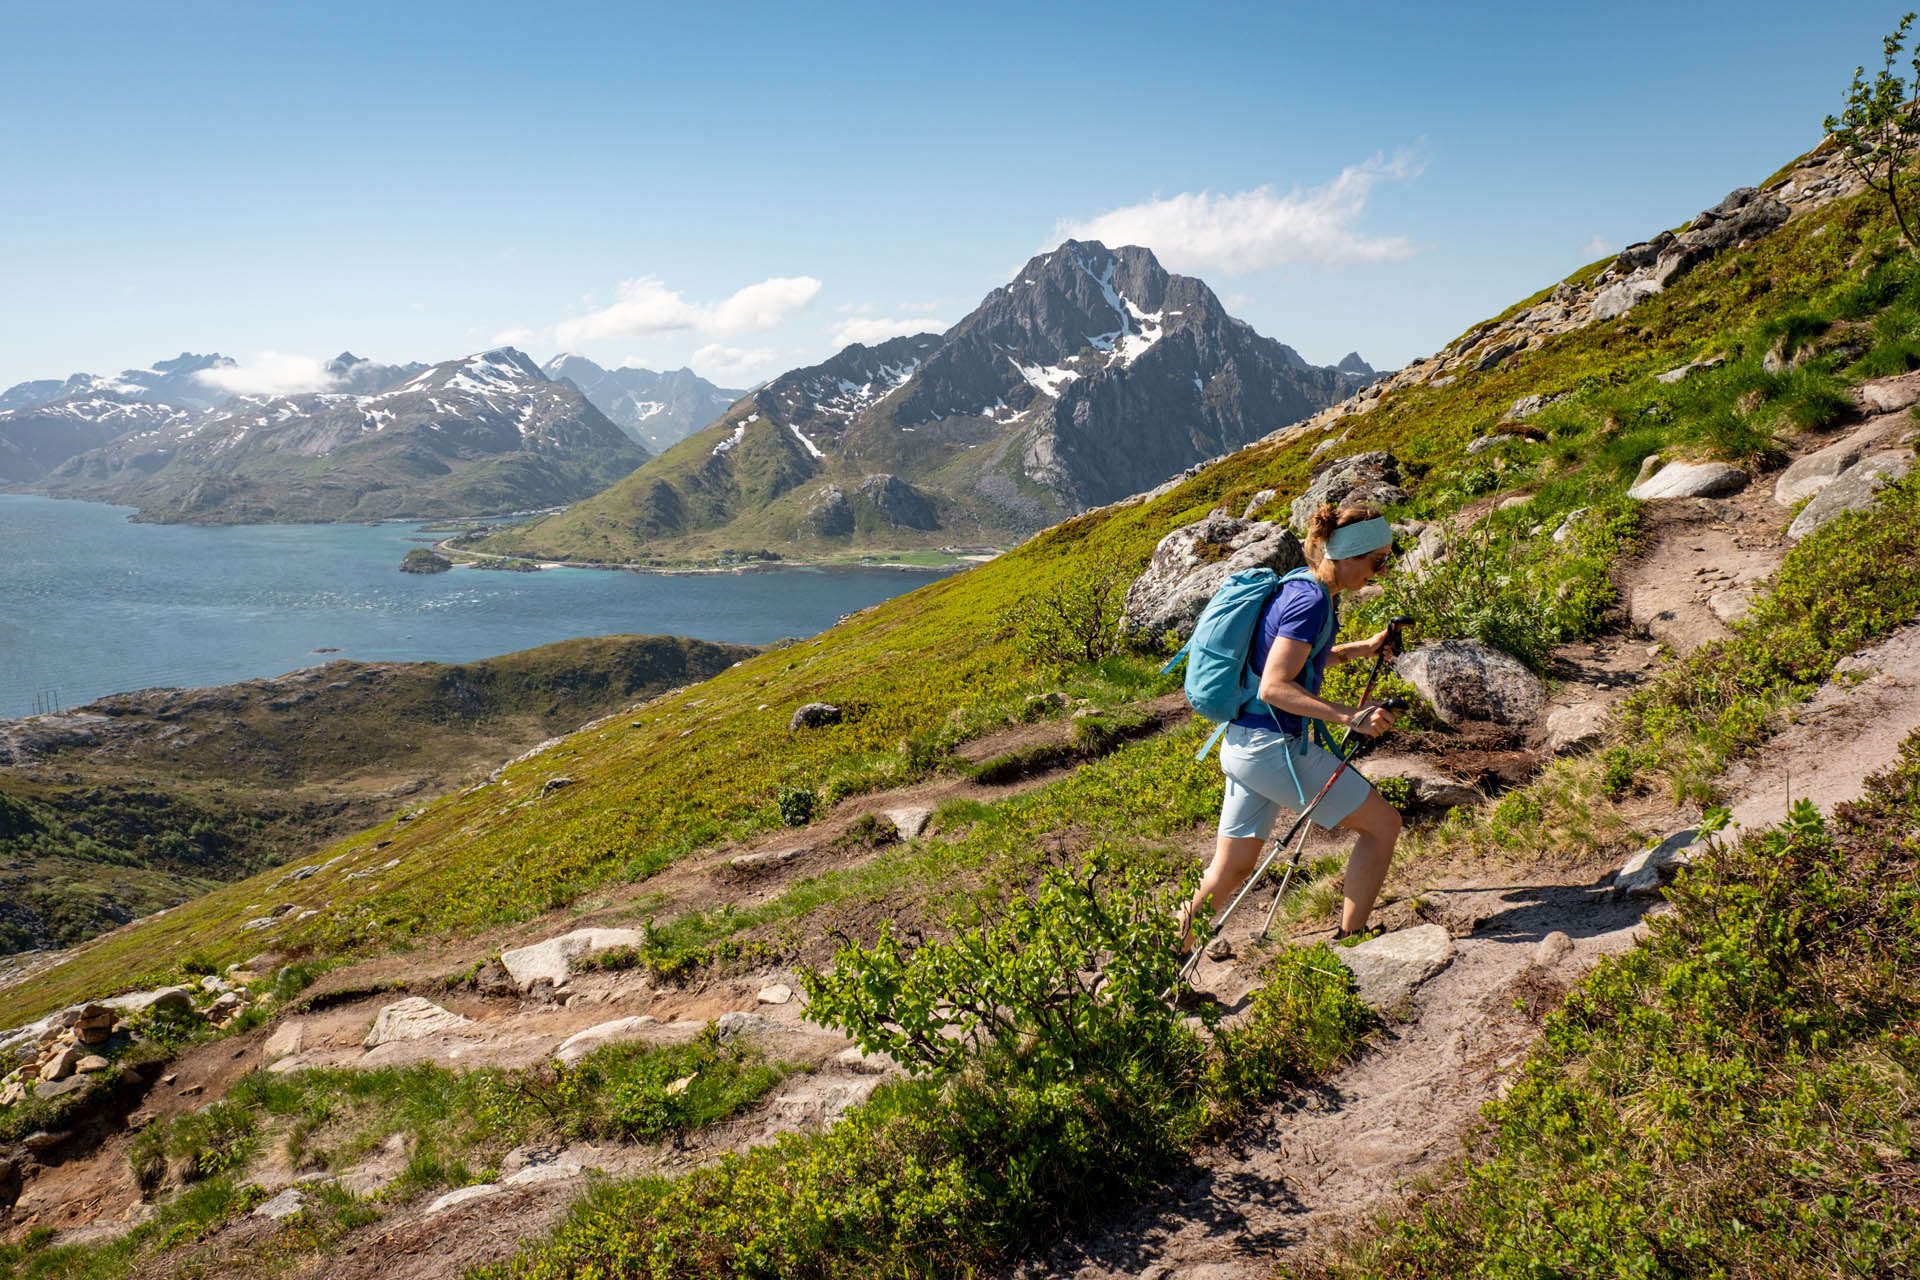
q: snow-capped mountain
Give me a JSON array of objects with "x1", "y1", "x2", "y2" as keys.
[
  {"x1": 484, "y1": 241, "x2": 1375, "y2": 560},
  {"x1": 0, "y1": 353, "x2": 239, "y2": 414},
  {"x1": 539, "y1": 356, "x2": 742, "y2": 453},
  {"x1": 0, "y1": 395, "x2": 196, "y2": 485},
  {"x1": 37, "y1": 349, "x2": 648, "y2": 524}
]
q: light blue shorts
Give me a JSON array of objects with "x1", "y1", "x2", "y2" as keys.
[{"x1": 1217, "y1": 722, "x2": 1374, "y2": 838}]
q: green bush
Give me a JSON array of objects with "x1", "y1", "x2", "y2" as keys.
[
  {"x1": 775, "y1": 785, "x2": 819, "y2": 827},
  {"x1": 999, "y1": 568, "x2": 1126, "y2": 669}
]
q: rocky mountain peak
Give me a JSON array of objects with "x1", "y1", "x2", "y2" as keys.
[{"x1": 1337, "y1": 352, "x2": 1375, "y2": 376}]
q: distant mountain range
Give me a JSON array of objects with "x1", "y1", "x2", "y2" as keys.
[
  {"x1": 540, "y1": 356, "x2": 743, "y2": 452},
  {"x1": 480, "y1": 240, "x2": 1378, "y2": 562},
  {"x1": 25, "y1": 349, "x2": 648, "y2": 523},
  {"x1": 0, "y1": 351, "x2": 738, "y2": 518}
]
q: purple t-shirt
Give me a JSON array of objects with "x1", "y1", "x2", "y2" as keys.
[{"x1": 1231, "y1": 576, "x2": 1334, "y2": 735}]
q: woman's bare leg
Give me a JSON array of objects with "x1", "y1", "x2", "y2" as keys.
[
  {"x1": 1182, "y1": 834, "x2": 1266, "y2": 947},
  {"x1": 1334, "y1": 790, "x2": 1403, "y2": 933}
]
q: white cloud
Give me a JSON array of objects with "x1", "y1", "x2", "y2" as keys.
[
  {"x1": 491, "y1": 327, "x2": 541, "y2": 347},
  {"x1": 552, "y1": 274, "x2": 821, "y2": 347},
  {"x1": 1223, "y1": 293, "x2": 1258, "y2": 311},
  {"x1": 1579, "y1": 234, "x2": 1621, "y2": 260},
  {"x1": 1053, "y1": 152, "x2": 1421, "y2": 275},
  {"x1": 194, "y1": 351, "x2": 339, "y2": 398},
  {"x1": 829, "y1": 315, "x2": 947, "y2": 348},
  {"x1": 690, "y1": 343, "x2": 780, "y2": 381}
]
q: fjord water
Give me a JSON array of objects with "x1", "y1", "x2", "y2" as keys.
[{"x1": 0, "y1": 495, "x2": 947, "y2": 720}]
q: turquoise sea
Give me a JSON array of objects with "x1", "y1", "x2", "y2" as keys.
[{"x1": 0, "y1": 495, "x2": 949, "y2": 720}]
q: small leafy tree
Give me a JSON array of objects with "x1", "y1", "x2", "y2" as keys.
[
  {"x1": 1826, "y1": 12, "x2": 1920, "y2": 251},
  {"x1": 999, "y1": 567, "x2": 1126, "y2": 668}
]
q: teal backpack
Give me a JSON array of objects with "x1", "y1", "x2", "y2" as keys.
[{"x1": 1162, "y1": 566, "x2": 1336, "y2": 760}]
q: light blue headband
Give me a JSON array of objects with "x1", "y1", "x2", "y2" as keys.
[{"x1": 1322, "y1": 516, "x2": 1393, "y2": 561}]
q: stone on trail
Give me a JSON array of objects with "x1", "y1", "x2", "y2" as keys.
[
  {"x1": 554, "y1": 1016, "x2": 666, "y2": 1066},
  {"x1": 1858, "y1": 370, "x2": 1920, "y2": 414},
  {"x1": 499, "y1": 928, "x2": 645, "y2": 991},
  {"x1": 1543, "y1": 703, "x2": 1609, "y2": 756},
  {"x1": 252, "y1": 1188, "x2": 307, "y2": 1221},
  {"x1": 835, "y1": 1046, "x2": 895, "y2": 1074},
  {"x1": 1708, "y1": 588, "x2": 1755, "y2": 626},
  {"x1": 1359, "y1": 755, "x2": 1481, "y2": 811},
  {"x1": 1627, "y1": 460, "x2": 1748, "y2": 501},
  {"x1": 884, "y1": 806, "x2": 933, "y2": 839},
  {"x1": 1773, "y1": 424, "x2": 1892, "y2": 507},
  {"x1": 425, "y1": 1183, "x2": 507, "y2": 1216},
  {"x1": 75, "y1": 1055, "x2": 109, "y2": 1074},
  {"x1": 757, "y1": 983, "x2": 794, "y2": 1006},
  {"x1": 362, "y1": 997, "x2": 472, "y2": 1049},
  {"x1": 716, "y1": 1010, "x2": 782, "y2": 1041},
  {"x1": 1334, "y1": 924, "x2": 1457, "y2": 1008},
  {"x1": 1120, "y1": 510, "x2": 1303, "y2": 640},
  {"x1": 1786, "y1": 450, "x2": 1914, "y2": 541},
  {"x1": 729, "y1": 846, "x2": 808, "y2": 872},
  {"x1": 1395, "y1": 640, "x2": 1546, "y2": 728},
  {"x1": 263, "y1": 1021, "x2": 304, "y2": 1059},
  {"x1": 1533, "y1": 931, "x2": 1575, "y2": 967},
  {"x1": 1614, "y1": 828, "x2": 1705, "y2": 897}
]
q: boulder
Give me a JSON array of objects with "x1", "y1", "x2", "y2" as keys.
[
  {"x1": 75, "y1": 1055, "x2": 110, "y2": 1074},
  {"x1": 1859, "y1": 371, "x2": 1920, "y2": 414},
  {"x1": 1786, "y1": 450, "x2": 1914, "y2": 541},
  {"x1": 1773, "y1": 423, "x2": 1893, "y2": 507},
  {"x1": 1551, "y1": 507, "x2": 1592, "y2": 544},
  {"x1": 757, "y1": 984, "x2": 795, "y2": 1005},
  {"x1": 425, "y1": 1183, "x2": 507, "y2": 1216},
  {"x1": 789, "y1": 702, "x2": 842, "y2": 731},
  {"x1": 500, "y1": 928, "x2": 645, "y2": 991},
  {"x1": 100, "y1": 986, "x2": 194, "y2": 1017},
  {"x1": 553, "y1": 1016, "x2": 664, "y2": 1067},
  {"x1": 1655, "y1": 355, "x2": 1725, "y2": 384},
  {"x1": 1120, "y1": 511, "x2": 1304, "y2": 641},
  {"x1": 1591, "y1": 279, "x2": 1661, "y2": 321},
  {"x1": 1533, "y1": 931, "x2": 1575, "y2": 967},
  {"x1": 1614, "y1": 828, "x2": 1705, "y2": 897},
  {"x1": 253, "y1": 1188, "x2": 308, "y2": 1221},
  {"x1": 1241, "y1": 488, "x2": 1278, "y2": 519},
  {"x1": 1395, "y1": 640, "x2": 1546, "y2": 728},
  {"x1": 716, "y1": 1010, "x2": 782, "y2": 1041},
  {"x1": 884, "y1": 806, "x2": 933, "y2": 839},
  {"x1": 262, "y1": 1022, "x2": 305, "y2": 1059},
  {"x1": 539, "y1": 776, "x2": 574, "y2": 798},
  {"x1": 38, "y1": 1046, "x2": 82, "y2": 1083},
  {"x1": 1708, "y1": 588, "x2": 1755, "y2": 627},
  {"x1": 1627, "y1": 461, "x2": 1747, "y2": 501},
  {"x1": 362, "y1": 997, "x2": 473, "y2": 1048},
  {"x1": 1333, "y1": 924, "x2": 1456, "y2": 1008},
  {"x1": 729, "y1": 846, "x2": 808, "y2": 872},
  {"x1": 1289, "y1": 452, "x2": 1409, "y2": 531},
  {"x1": 1543, "y1": 703, "x2": 1609, "y2": 756},
  {"x1": 1359, "y1": 755, "x2": 1482, "y2": 811}
]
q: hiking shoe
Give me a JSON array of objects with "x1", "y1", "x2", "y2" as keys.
[{"x1": 1332, "y1": 925, "x2": 1384, "y2": 947}]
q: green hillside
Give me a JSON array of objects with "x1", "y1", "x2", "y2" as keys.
[{"x1": 8, "y1": 145, "x2": 1920, "y2": 1279}]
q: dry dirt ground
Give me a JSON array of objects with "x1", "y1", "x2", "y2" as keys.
[{"x1": 9, "y1": 413, "x2": 1920, "y2": 1279}]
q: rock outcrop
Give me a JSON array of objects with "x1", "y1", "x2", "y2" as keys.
[
  {"x1": 1288, "y1": 452, "x2": 1408, "y2": 531},
  {"x1": 1121, "y1": 512, "x2": 1304, "y2": 640},
  {"x1": 1394, "y1": 640, "x2": 1546, "y2": 728}
]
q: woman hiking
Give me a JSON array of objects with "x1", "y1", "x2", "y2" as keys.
[{"x1": 1178, "y1": 502, "x2": 1404, "y2": 951}]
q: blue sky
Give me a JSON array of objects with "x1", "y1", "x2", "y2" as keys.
[{"x1": 0, "y1": 1, "x2": 1903, "y2": 393}]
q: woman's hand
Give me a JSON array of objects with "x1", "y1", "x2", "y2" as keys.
[
  {"x1": 1363, "y1": 625, "x2": 1403, "y2": 660},
  {"x1": 1348, "y1": 704, "x2": 1396, "y2": 737}
]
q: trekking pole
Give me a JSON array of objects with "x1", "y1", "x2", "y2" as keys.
[{"x1": 1255, "y1": 615, "x2": 1412, "y2": 940}]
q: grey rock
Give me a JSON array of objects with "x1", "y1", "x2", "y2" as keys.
[
  {"x1": 1613, "y1": 231, "x2": 1675, "y2": 273},
  {"x1": 1591, "y1": 279, "x2": 1661, "y2": 321},
  {"x1": 1708, "y1": 589, "x2": 1755, "y2": 626},
  {"x1": 1289, "y1": 451, "x2": 1408, "y2": 531},
  {"x1": 425, "y1": 1183, "x2": 506, "y2": 1216},
  {"x1": 553, "y1": 1016, "x2": 664, "y2": 1067},
  {"x1": 1656, "y1": 355, "x2": 1725, "y2": 384},
  {"x1": 757, "y1": 983, "x2": 795, "y2": 1005},
  {"x1": 362, "y1": 997, "x2": 472, "y2": 1048},
  {"x1": 1395, "y1": 640, "x2": 1546, "y2": 728},
  {"x1": 1543, "y1": 703, "x2": 1609, "y2": 756},
  {"x1": 539, "y1": 776, "x2": 574, "y2": 798},
  {"x1": 729, "y1": 846, "x2": 808, "y2": 872},
  {"x1": 1786, "y1": 450, "x2": 1914, "y2": 540},
  {"x1": 100, "y1": 986, "x2": 194, "y2": 1017},
  {"x1": 1475, "y1": 340, "x2": 1524, "y2": 371},
  {"x1": 835, "y1": 1046, "x2": 896, "y2": 1074},
  {"x1": 1360, "y1": 755, "x2": 1481, "y2": 811},
  {"x1": 34, "y1": 1076, "x2": 89, "y2": 1101},
  {"x1": 1615, "y1": 828, "x2": 1705, "y2": 897},
  {"x1": 1241, "y1": 488, "x2": 1277, "y2": 519},
  {"x1": 1204, "y1": 936, "x2": 1234, "y2": 961},
  {"x1": 1464, "y1": 435, "x2": 1505, "y2": 456},
  {"x1": 884, "y1": 806, "x2": 934, "y2": 838},
  {"x1": 1552, "y1": 507, "x2": 1593, "y2": 544},
  {"x1": 1774, "y1": 431, "x2": 1879, "y2": 507},
  {"x1": 499, "y1": 928, "x2": 645, "y2": 991},
  {"x1": 788, "y1": 702, "x2": 842, "y2": 731},
  {"x1": 716, "y1": 1010, "x2": 783, "y2": 1041},
  {"x1": 1628, "y1": 461, "x2": 1747, "y2": 501},
  {"x1": 1334, "y1": 924, "x2": 1456, "y2": 1008},
  {"x1": 1533, "y1": 931, "x2": 1575, "y2": 967},
  {"x1": 38, "y1": 1045, "x2": 82, "y2": 1082},
  {"x1": 262, "y1": 1022, "x2": 304, "y2": 1059},
  {"x1": 1503, "y1": 392, "x2": 1557, "y2": 421},
  {"x1": 253, "y1": 1188, "x2": 308, "y2": 1221},
  {"x1": 1859, "y1": 371, "x2": 1920, "y2": 414},
  {"x1": 1120, "y1": 511, "x2": 1304, "y2": 640}
]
